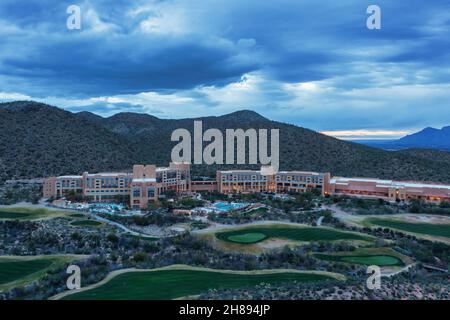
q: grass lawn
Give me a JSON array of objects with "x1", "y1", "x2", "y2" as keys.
[
  {"x1": 0, "y1": 255, "x2": 88, "y2": 292},
  {"x1": 313, "y1": 247, "x2": 410, "y2": 267},
  {"x1": 0, "y1": 211, "x2": 32, "y2": 219},
  {"x1": 0, "y1": 259, "x2": 54, "y2": 285},
  {"x1": 367, "y1": 218, "x2": 450, "y2": 239},
  {"x1": 71, "y1": 220, "x2": 102, "y2": 227},
  {"x1": 62, "y1": 267, "x2": 340, "y2": 300},
  {"x1": 216, "y1": 224, "x2": 372, "y2": 244},
  {"x1": 0, "y1": 207, "x2": 70, "y2": 220},
  {"x1": 339, "y1": 255, "x2": 401, "y2": 266},
  {"x1": 315, "y1": 254, "x2": 403, "y2": 266}
]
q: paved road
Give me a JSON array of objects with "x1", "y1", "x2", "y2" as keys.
[
  {"x1": 90, "y1": 214, "x2": 157, "y2": 238},
  {"x1": 193, "y1": 219, "x2": 324, "y2": 235},
  {"x1": 317, "y1": 216, "x2": 324, "y2": 226},
  {"x1": 382, "y1": 263, "x2": 417, "y2": 278}
]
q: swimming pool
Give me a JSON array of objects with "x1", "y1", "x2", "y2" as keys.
[{"x1": 211, "y1": 201, "x2": 249, "y2": 212}]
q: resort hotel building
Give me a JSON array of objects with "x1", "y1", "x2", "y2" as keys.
[
  {"x1": 215, "y1": 170, "x2": 330, "y2": 196},
  {"x1": 44, "y1": 163, "x2": 450, "y2": 209},
  {"x1": 43, "y1": 162, "x2": 190, "y2": 210}
]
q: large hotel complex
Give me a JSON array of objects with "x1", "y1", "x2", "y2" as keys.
[
  {"x1": 43, "y1": 163, "x2": 450, "y2": 209},
  {"x1": 44, "y1": 163, "x2": 190, "y2": 210}
]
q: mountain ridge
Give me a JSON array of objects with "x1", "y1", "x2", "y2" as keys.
[
  {"x1": 388, "y1": 126, "x2": 450, "y2": 150},
  {"x1": 1, "y1": 101, "x2": 450, "y2": 183}
]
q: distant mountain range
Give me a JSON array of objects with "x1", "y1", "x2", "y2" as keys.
[
  {"x1": 1, "y1": 101, "x2": 450, "y2": 183},
  {"x1": 359, "y1": 126, "x2": 450, "y2": 151}
]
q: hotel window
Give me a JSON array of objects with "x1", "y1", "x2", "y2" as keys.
[
  {"x1": 147, "y1": 187, "x2": 156, "y2": 198},
  {"x1": 168, "y1": 171, "x2": 177, "y2": 179},
  {"x1": 133, "y1": 188, "x2": 141, "y2": 197}
]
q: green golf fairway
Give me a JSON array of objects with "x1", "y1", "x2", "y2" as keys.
[
  {"x1": 63, "y1": 269, "x2": 336, "y2": 300},
  {"x1": 368, "y1": 219, "x2": 450, "y2": 238},
  {"x1": 314, "y1": 254, "x2": 403, "y2": 266},
  {"x1": 0, "y1": 211, "x2": 32, "y2": 219},
  {"x1": 340, "y1": 255, "x2": 402, "y2": 266},
  {"x1": 216, "y1": 226, "x2": 371, "y2": 244},
  {"x1": 0, "y1": 259, "x2": 54, "y2": 285},
  {"x1": 0, "y1": 208, "x2": 70, "y2": 220},
  {"x1": 0, "y1": 255, "x2": 88, "y2": 292}
]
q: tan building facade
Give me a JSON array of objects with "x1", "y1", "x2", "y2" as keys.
[
  {"x1": 43, "y1": 162, "x2": 191, "y2": 209},
  {"x1": 216, "y1": 169, "x2": 330, "y2": 195},
  {"x1": 83, "y1": 172, "x2": 132, "y2": 202},
  {"x1": 43, "y1": 175, "x2": 84, "y2": 198},
  {"x1": 191, "y1": 180, "x2": 218, "y2": 192},
  {"x1": 329, "y1": 177, "x2": 450, "y2": 202}
]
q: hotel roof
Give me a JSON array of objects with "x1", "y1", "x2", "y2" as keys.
[
  {"x1": 86, "y1": 172, "x2": 130, "y2": 177},
  {"x1": 132, "y1": 178, "x2": 157, "y2": 183},
  {"x1": 57, "y1": 175, "x2": 83, "y2": 179},
  {"x1": 58, "y1": 172, "x2": 132, "y2": 179},
  {"x1": 331, "y1": 177, "x2": 393, "y2": 184},
  {"x1": 392, "y1": 181, "x2": 450, "y2": 190},
  {"x1": 277, "y1": 171, "x2": 323, "y2": 175}
]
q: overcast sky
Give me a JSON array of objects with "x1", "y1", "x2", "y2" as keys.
[{"x1": 1, "y1": 0, "x2": 449, "y2": 139}]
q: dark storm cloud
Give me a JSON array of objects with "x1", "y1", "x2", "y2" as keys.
[
  {"x1": 0, "y1": 0, "x2": 449, "y2": 133},
  {"x1": 1, "y1": 0, "x2": 448, "y2": 97},
  {"x1": 0, "y1": 0, "x2": 261, "y2": 97}
]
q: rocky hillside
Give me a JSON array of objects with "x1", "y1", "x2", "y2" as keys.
[{"x1": 1, "y1": 101, "x2": 450, "y2": 183}]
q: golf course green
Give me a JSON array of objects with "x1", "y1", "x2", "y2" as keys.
[
  {"x1": 227, "y1": 232, "x2": 267, "y2": 243},
  {"x1": 313, "y1": 247, "x2": 410, "y2": 267},
  {"x1": 367, "y1": 219, "x2": 450, "y2": 239},
  {"x1": 216, "y1": 225, "x2": 371, "y2": 244},
  {"x1": 62, "y1": 268, "x2": 339, "y2": 300}
]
